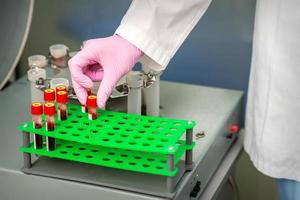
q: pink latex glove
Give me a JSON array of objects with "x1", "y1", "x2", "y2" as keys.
[{"x1": 68, "y1": 35, "x2": 143, "y2": 108}]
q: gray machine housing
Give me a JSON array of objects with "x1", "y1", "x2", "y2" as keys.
[{"x1": 0, "y1": 77, "x2": 243, "y2": 200}]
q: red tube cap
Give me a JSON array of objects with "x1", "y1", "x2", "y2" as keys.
[
  {"x1": 31, "y1": 102, "x2": 43, "y2": 115},
  {"x1": 86, "y1": 95, "x2": 97, "y2": 108},
  {"x1": 56, "y1": 85, "x2": 67, "y2": 93},
  {"x1": 44, "y1": 89, "x2": 55, "y2": 102},
  {"x1": 56, "y1": 91, "x2": 68, "y2": 103},
  {"x1": 44, "y1": 102, "x2": 56, "y2": 116}
]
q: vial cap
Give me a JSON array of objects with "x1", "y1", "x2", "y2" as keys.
[
  {"x1": 56, "y1": 91, "x2": 68, "y2": 103},
  {"x1": 44, "y1": 89, "x2": 55, "y2": 101},
  {"x1": 86, "y1": 95, "x2": 97, "y2": 108},
  {"x1": 56, "y1": 85, "x2": 67, "y2": 93},
  {"x1": 31, "y1": 102, "x2": 43, "y2": 115},
  {"x1": 44, "y1": 102, "x2": 56, "y2": 116}
]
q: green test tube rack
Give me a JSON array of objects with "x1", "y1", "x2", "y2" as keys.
[{"x1": 19, "y1": 103, "x2": 195, "y2": 177}]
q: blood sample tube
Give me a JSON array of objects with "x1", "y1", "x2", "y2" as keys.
[
  {"x1": 44, "y1": 88, "x2": 55, "y2": 103},
  {"x1": 81, "y1": 89, "x2": 92, "y2": 113},
  {"x1": 31, "y1": 102, "x2": 43, "y2": 149},
  {"x1": 86, "y1": 95, "x2": 97, "y2": 120},
  {"x1": 56, "y1": 91, "x2": 68, "y2": 120},
  {"x1": 44, "y1": 102, "x2": 56, "y2": 151}
]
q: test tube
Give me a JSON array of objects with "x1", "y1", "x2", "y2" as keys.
[
  {"x1": 81, "y1": 89, "x2": 92, "y2": 113},
  {"x1": 31, "y1": 102, "x2": 43, "y2": 149},
  {"x1": 44, "y1": 88, "x2": 55, "y2": 103},
  {"x1": 44, "y1": 102, "x2": 56, "y2": 151},
  {"x1": 86, "y1": 95, "x2": 97, "y2": 120},
  {"x1": 56, "y1": 91, "x2": 68, "y2": 120}
]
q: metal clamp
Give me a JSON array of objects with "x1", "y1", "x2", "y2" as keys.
[{"x1": 141, "y1": 70, "x2": 163, "y2": 88}]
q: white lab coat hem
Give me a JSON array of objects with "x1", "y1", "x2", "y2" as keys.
[
  {"x1": 244, "y1": 139, "x2": 300, "y2": 182},
  {"x1": 115, "y1": 22, "x2": 169, "y2": 71}
]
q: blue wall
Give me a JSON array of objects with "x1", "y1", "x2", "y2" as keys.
[{"x1": 60, "y1": 0, "x2": 256, "y2": 93}]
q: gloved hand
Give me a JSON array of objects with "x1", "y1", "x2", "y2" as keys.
[{"x1": 68, "y1": 35, "x2": 143, "y2": 108}]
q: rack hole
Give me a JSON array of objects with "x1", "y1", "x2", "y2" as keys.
[
  {"x1": 138, "y1": 130, "x2": 146, "y2": 134},
  {"x1": 102, "y1": 158, "x2": 110, "y2": 161},
  {"x1": 65, "y1": 126, "x2": 72, "y2": 129},
  {"x1": 147, "y1": 137, "x2": 155, "y2": 141},
  {"x1": 76, "y1": 115, "x2": 83, "y2": 118},
  {"x1": 96, "y1": 124, "x2": 104, "y2": 128},
  {"x1": 108, "y1": 152, "x2": 115, "y2": 155},
  {"x1": 156, "y1": 166, "x2": 163, "y2": 170},
  {"x1": 107, "y1": 132, "x2": 115, "y2": 136},
  {"x1": 142, "y1": 143, "x2": 150, "y2": 147},
  {"x1": 91, "y1": 130, "x2": 98, "y2": 134},
  {"x1": 160, "y1": 139, "x2": 168, "y2": 142},
  {"x1": 118, "y1": 122, "x2": 125, "y2": 125},
  {"x1": 143, "y1": 164, "x2": 150, "y2": 168},
  {"x1": 133, "y1": 136, "x2": 141, "y2": 139},
  {"x1": 120, "y1": 134, "x2": 128, "y2": 138},
  {"x1": 71, "y1": 120, "x2": 78, "y2": 123},
  {"x1": 60, "y1": 131, "x2": 67, "y2": 135},
  {"x1": 85, "y1": 155, "x2": 93, "y2": 158},
  {"x1": 134, "y1": 156, "x2": 141, "y2": 160},
  {"x1": 129, "y1": 142, "x2": 137, "y2": 145},
  {"x1": 66, "y1": 145, "x2": 73, "y2": 148},
  {"x1": 79, "y1": 147, "x2": 86, "y2": 150},
  {"x1": 91, "y1": 149, "x2": 99, "y2": 153},
  {"x1": 129, "y1": 162, "x2": 136, "y2": 165},
  {"x1": 73, "y1": 153, "x2": 80, "y2": 156},
  {"x1": 102, "y1": 138, "x2": 110, "y2": 142},
  {"x1": 113, "y1": 127, "x2": 120, "y2": 130},
  {"x1": 60, "y1": 151, "x2": 67, "y2": 154},
  {"x1": 120, "y1": 154, "x2": 128, "y2": 157},
  {"x1": 156, "y1": 144, "x2": 164, "y2": 148},
  {"x1": 115, "y1": 140, "x2": 123, "y2": 144},
  {"x1": 147, "y1": 158, "x2": 155, "y2": 161},
  {"x1": 72, "y1": 133, "x2": 80, "y2": 137},
  {"x1": 78, "y1": 127, "x2": 85, "y2": 131},
  {"x1": 143, "y1": 125, "x2": 150, "y2": 128},
  {"x1": 126, "y1": 128, "x2": 133, "y2": 132},
  {"x1": 84, "y1": 122, "x2": 90, "y2": 126},
  {"x1": 116, "y1": 160, "x2": 123, "y2": 163},
  {"x1": 123, "y1": 117, "x2": 129, "y2": 120},
  {"x1": 130, "y1": 123, "x2": 137, "y2": 126},
  {"x1": 148, "y1": 120, "x2": 155, "y2": 123}
]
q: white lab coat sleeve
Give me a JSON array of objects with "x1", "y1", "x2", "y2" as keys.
[{"x1": 115, "y1": 0, "x2": 212, "y2": 71}]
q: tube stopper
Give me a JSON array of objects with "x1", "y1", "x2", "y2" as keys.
[
  {"x1": 56, "y1": 91, "x2": 68, "y2": 103},
  {"x1": 31, "y1": 102, "x2": 43, "y2": 115},
  {"x1": 44, "y1": 102, "x2": 56, "y2": 116},
  {"x1": 44, "y1": 89, "x2": 55, "y2": 102},
  {"x1": 86, "y1": 95, "x2": 97, "y2": 108}
]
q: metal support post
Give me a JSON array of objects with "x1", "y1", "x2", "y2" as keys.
[{"x1": 22, "y1": 131, "x2": 31, "y2": 168}]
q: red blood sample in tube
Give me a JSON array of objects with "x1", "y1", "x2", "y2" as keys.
[
  {"x1": 31, "y1": 102, "x2": 43, "y2": 149},
  {"x1": 86, "y1": 95, "x2": 97, "y2": 120},
  {"x1": 56, "y1": 91, "x2": 68, "y2": 120},
  {"x1": 44, "y1": 102, "x2": 56, "y2": 151},
  {"x1": 44, "y1": 88, "x2": 55, "y2": 103}
]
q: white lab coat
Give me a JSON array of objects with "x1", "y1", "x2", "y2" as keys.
[{"x1": 116, "y1": 0, "x2": 300, "y2": 181}]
